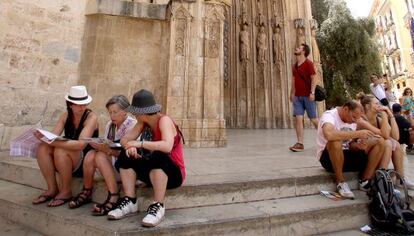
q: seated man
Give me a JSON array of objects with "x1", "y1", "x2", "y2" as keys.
[
  {"x1": 392, "y1": 103, "x2": 414, "y2": 154},
  {"x1": 317, "y1": 100, "x2": 385, "y2": 199}
]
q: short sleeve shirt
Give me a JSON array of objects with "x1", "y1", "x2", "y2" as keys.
[
  {"x1": 316, "y1": 108, "x2": 357, "y2": 159},
  {"x1": 292, "y1": 59, "x2": 316, "y2": 97}
]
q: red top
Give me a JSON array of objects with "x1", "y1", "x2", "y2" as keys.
[
  {"x1": 292, "y1": 59, "x2": 316, "y2": 97},
  {"x1": 152, "y1": 115, "x2": 186, "y2": 183}
]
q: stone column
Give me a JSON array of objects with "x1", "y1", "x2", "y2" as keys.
[{"x1": 165, "y1": 0, "x2": 228, "y2": 147}]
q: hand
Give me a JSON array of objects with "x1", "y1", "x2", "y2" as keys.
[
  {"x1": 290, "y1": 94, "x2": 295, "y2": 103},
  {"x1": 126, "y1": 147, "x2": 141, "y2": 159},
  {"x1": 356, "y1": 130, "x2": 377, "y2": 139},
  {"x1": 124, "y1": 140, "x2": 139, "y2": 150},
  {"x1": 33, "y1": 130, "x2": 44, "y2": 140},
  {"x1": 90, "y1": 143, "x2": 109, "y2": 154},
  {"x1": 309, "y1": 94, "x2": 315, "y2": 101}
]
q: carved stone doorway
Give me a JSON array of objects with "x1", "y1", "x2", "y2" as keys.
[{"x1": 224, "y1": 0, "x2": 290, "y2": 129}]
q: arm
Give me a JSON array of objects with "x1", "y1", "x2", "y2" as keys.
[
  {"x1": 378, "y1": 112, "x2": 391, "y2": 139},
  {"x1": 322, "y1": 122, "x2": 375, "y2": 142},
  {"x1": 50, "y1": 112, "x2": 98, "y2": 151},
  {"x1": 120, "y1": 122, "x2": 143, "y2": 148},
  {"x1": 126, "y1": 116, "x2": 176, "y2": 153}
]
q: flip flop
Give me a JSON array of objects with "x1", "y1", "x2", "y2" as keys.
[
  {"x1": 32, "y1": 194, "x2": 54, "y2": 205},
  {"x1": 47, "y1": 197, "x2": 71, "y2": 207}
]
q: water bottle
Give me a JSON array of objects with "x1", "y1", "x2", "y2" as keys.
[{"x1": 394, "y1": 189, "x2": 401, "y2": 201}]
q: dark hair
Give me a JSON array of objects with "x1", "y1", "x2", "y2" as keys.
[
  {"x1": 370, "y1": 74, "x2": 380, "y2": 81},
  {"x1": 343, "y1": 100, "x2": 362, "y2": 111},
  {"x1": 106, "y1": 95, "x2": 130, "y2": 110},
  {"x1": 403, "y1": 87, "x2": 413, "y2": 96},
  {"x1": 301, "y1": 43, "x2": 311, "y2": 57}
]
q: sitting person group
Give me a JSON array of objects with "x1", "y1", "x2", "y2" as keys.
[
  {"x1": 32, "y1": 86, "x2": 185, "y2": 227},
  {"x1": 318, "y1": 92, "x2": 414, "y2": 199}
]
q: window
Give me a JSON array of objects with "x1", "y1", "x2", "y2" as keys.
[
  {"x1": 403, "y1": 81, "x2": 407, "y2": 87},
  {"x1": 397, "y1": 83, "x2": 401, "y2": 89}
]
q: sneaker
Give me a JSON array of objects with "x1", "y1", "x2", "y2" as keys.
[
  {"x1": 141, "y1": 202, "x2": 165, "y2": 227},
  {"x1": 358, "y1": 179, "x2": 370, "y2": 192},
  {"x1": 289, "y1": 143, "x2": 304, "y2": 152},
  {"x1": 107, "y1": 197, "x2": 138, "y2": 220},
  {"x1": 397, "y1": 178, "x2": 414, "y2": 190},
  {"x1": 407, "y1": 148, "x2": 414, "y2": 155},
  {"x1": 337, "y1": 182, "x2": 355, "y2": 199}
]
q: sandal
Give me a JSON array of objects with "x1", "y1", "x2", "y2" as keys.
[
  {"x1": 32, "y1": 194, "x2": 55, "y2": 205},
  {"x1": 47, "y1": 197, "x2": 71, "y2": 207},
  {"x1": 91, "y1": 191, "x2": 119, "y2": 216},
  {"x1": 68, "y1": 187, "x2": 93, "y2": 209}
]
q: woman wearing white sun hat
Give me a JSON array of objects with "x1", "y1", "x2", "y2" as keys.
[{"x1": 32, "y1": 85, "x2": 99, "y2": 207}]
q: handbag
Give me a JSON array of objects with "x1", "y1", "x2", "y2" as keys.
[
  {"x1": 295, "y1": 63, "x2": 326, "y2": 102},
  {"x1": 139, "y1": 126, "x2": 153, "y2": 159}
]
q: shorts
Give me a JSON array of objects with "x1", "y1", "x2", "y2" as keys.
[
  {"x1": 115, "y1": 150, "x2": 183, "y2": 189},
  {"x1": 72, "y1": 144, "x2": 94, "y2": 178},
  {"x1": 293, "y1": 96, "x2": 317, "y2": 119},
  {"x1": 319, "y1": 148, "x2": 368, "y2": 173}
]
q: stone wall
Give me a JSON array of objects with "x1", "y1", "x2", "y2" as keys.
[
  {"x1": 79, "y1": 14, "x2": 170, "y2": 131},
  {"x1": 0, "y1": 0, "x2": 87, "y2": 149}
]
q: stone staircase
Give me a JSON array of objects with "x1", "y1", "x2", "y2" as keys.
[{"x1": 0, "y1": 155, "x2": 374, "y2": 236}]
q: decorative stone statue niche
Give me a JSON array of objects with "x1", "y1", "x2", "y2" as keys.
[
  {"x1": 272, "y1": 18, "x2": 284, "y2": 69},
  {"x1": 294, "y1": 18, "x2": 305, "y2": 47},
  {"x1": 240, "y1": 24, "x2": 250, "y2": 63},
  {"x1": 257, "y1": 25, "x2": 268, "y2": 64},
  {"x1": 310, "y1": 19, "x2": 320, "y2": 64}
]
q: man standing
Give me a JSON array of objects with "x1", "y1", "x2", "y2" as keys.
[
  {"x1": 289, "y1": 43, "x2": 318, "y2": 152},
  {"x1": 317, "y1": 100, "x2": 385, "y2": 199},
  {"x1": 369, "y1": 74, "x2": 389, "y2": 107}
]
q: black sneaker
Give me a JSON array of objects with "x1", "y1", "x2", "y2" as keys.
[{"x1": 359, "y1": 179, "x2": 370, "y2": 192}]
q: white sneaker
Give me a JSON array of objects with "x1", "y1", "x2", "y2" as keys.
[
  {"x1": 337, "y1": 182, "x2": 355, "y2": 199},
  {"x1": 141, "y1": 202, "x2": 165, "y2": 227},
  {"x1": 107, "y1": 197, "x2": 138, "y2": 220}
]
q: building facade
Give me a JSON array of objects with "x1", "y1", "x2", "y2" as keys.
[
  {"x1": 0, "y1": 0, "x2": 319, "y2": 148},
  {"x1": 370, "y1": 0, "x2": 414, "y2": 99}
]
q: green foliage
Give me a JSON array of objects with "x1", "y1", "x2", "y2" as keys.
[{"x1": 312, "y1": 0, "x2": 382, "y2": 108}]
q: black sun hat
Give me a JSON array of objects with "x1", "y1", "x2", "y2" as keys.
[{"x1": 127, "y1": 89, "x2": 161, "y2": 115}]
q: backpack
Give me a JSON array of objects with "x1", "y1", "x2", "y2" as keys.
[{"x1": 369, "y1": 169, "x2": 414, "y2": 234}]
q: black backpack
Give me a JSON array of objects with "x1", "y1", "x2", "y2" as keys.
[{"x1": 369, "y1": 169, "x2": 414, "y2": 234}]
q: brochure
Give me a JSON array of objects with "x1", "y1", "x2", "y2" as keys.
[
  {"x1": 36, "y1": 129, "x2": 68, "y2": 144},
  {"x1": 320, "y1": 190, "x2": 345, "y2": 201},
  {"x1": 80, "y1": 137, "x2": 113, "y2": 145}
]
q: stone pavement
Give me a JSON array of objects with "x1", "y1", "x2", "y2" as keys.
[{"x1": 1, "y1": 128, "x2": 414, "y2": 235}]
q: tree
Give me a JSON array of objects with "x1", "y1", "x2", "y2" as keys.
[{"x1": 312, "y1": 0, "x2": 382, "y2": 107}]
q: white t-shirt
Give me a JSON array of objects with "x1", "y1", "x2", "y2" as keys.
[
  {"x1": 316, "y1": 108, "x2": 357, "y2": 159},
  {"x1": 369, "y1": 83, "x2": 386, "y2": 100}
]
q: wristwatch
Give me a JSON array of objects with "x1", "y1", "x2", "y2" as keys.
[{"x1": 310, "y1": 92, "x2": 315, "y2": 95}]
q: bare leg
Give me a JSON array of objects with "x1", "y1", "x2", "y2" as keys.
[
  {"x1": 326, "y1": 141, "x2": 345, "y2": 183},
  {"x1": 149, "y1": 169, "x2": 168, "y2": 203},
  {"x1": 310, "y1": 118, "x2": 319, "y2": 129},
  {"x1": 378, "y1": 140, "x2": 392, "y2": 169},
  {"x1": 33, "y1": 143, "x2": 58, "y2": 203},
  {"x1": 49, "y1": 148, "x2": 81, "y2": 206},
  {"x1": 95, "y1": 152, "x2": 118, "y2": 196},
  {"x1": 295, "y1": 115, "x2": 304, "y2": 144},
  {"x1": 119, "y1": 168, "x2": 136, "y2": 198},
  {"x1": 361, "y1": 138, "x2": 384, "y2": 181},
  {"x1": 83, "y1": 150, "x2": 96, "y2": 189},
  {"x1": 392, "y1": 144, "x2": 404, "y2": 176}
]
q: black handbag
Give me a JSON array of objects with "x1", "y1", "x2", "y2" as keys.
[{"x1": 139, "y1": 126, "x2": 153, "y2": 159}]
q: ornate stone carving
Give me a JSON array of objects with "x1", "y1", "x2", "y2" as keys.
[
  {"x1": 240, "y1": 24, "x2": 250, "y2": 63},
  {"x1": 205, "y1": 6, "x2": 224, "y2": 58},
  {"x1": 256, "y1": 0, "x2": 266, "y2": 26},
  {"x1": 257, "y1": 25, "x2": 268, "y2": 64},
  {"x1": 172, "y1": 6, "x2": 192, "y2": 56},
  {"x1": 294, "y1": 18, "x2": 305, "y2": 47},
  {"x1": 273, "y1": 26, "x2": 284, "y2": 65},
  {"x1": 310, "y1": 19, "x2": 320, "y2": 64},
  {"x1": 240, "y1": 0, "x2": 249, "y2": 26}
]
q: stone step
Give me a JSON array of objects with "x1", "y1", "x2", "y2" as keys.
[
  {"x1": 0, "y1": 156, "x2": 359, "y2": 211},
  {"x1": 0, "y1": 179, "x2": 370, "y2": 236}
]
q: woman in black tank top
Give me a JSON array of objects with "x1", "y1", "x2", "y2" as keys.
[
  {"x1": 359, "y1": 94, "x2": 414, "y2": 189},
  {"x1": 32, "y1": 86, "x2": 99, "y2": 207}
]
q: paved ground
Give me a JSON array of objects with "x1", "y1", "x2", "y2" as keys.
[{"x1": 2, "y1": 128, "x2": 414, "y2": 235}]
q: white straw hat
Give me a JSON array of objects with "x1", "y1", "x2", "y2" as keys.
[{"x1": 64, "y1": 86, "x2": 92, "y2": 105}]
